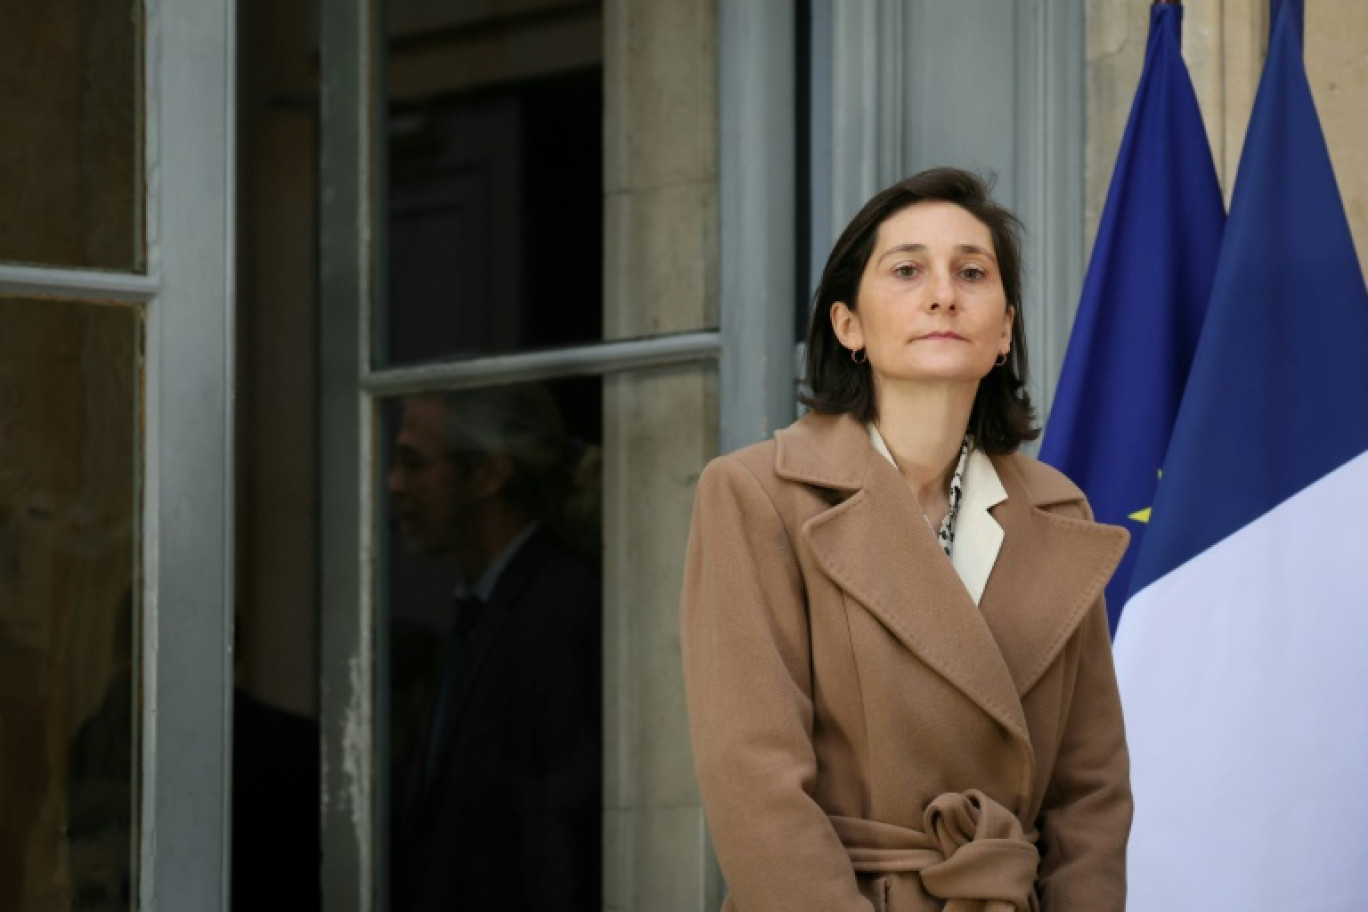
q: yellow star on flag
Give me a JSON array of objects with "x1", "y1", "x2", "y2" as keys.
[{"x1": 1129, "y1": 469, "x2": 1162, "y2": 524}]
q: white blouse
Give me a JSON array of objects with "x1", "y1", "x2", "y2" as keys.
[{"x1": 867, "y1": 423, "x2": 1008, "y2": 606}]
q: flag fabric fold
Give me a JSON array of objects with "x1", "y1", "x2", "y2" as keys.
[
  {"x1": 1039, "y1": 3, "x2": 1224, "y2": 632},
  {"x1": 1115, "y1": 0, "x2": 1368, "y2": 907}
]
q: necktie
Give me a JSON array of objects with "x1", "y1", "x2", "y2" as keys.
[{"x1": 422, "y1": 594, "x2": 486, "y2": 789}]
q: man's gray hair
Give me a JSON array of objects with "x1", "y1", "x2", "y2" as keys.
[{"x1": 440, "y1": 383, "x2": 570, "y2": 521}]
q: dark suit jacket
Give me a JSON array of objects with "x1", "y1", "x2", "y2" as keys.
[{"x1": 393, "y1": 528, "x2": 602, "y2": 911}]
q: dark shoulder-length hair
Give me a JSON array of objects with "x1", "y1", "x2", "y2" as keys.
[{"x1": 800, "y1": 167, "x2": 1039, "y2": 454}]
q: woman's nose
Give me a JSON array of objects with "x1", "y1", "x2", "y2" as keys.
[{"x1": 928, "y1": 268, "x2": 957, "y2": 310}]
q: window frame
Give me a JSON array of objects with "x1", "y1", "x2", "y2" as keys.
[
  {"x1": 318, "y1": 1, "x2": 798, "y2": 908},
  {"x1": 0, "y1": 0, "x2": 239, "y2": 906}
]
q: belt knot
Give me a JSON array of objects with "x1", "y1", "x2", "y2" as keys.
[{"x1": 832, "y1": 790, "x2": 1039, "y2": 912}]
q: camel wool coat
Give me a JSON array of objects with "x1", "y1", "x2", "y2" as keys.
[{"x1": 680, "y1": 411, "x2": 1132, "y2": 912}]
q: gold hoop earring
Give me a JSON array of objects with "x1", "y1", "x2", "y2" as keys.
[
  {"x1": 850, "y1": 348, "x2": 867, "y2": 365},
  {"x1": 995, "y1": 351, "x2": 1008, "y2": 368}
]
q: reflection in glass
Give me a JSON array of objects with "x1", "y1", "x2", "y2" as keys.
[
  {"x1": 384, "y1": 379, "x2": 601, "y2": 910},
  {"x1": 0, "y1": 297, "x2": 140, "y2": 910},
  {"x1": 385, "y1": 65, "x2": 603, "y2": 364},
  {"x1": 0, "y1": 3, "x2": 142, "y2": 271}
]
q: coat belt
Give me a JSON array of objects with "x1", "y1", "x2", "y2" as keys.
[{"x1": 830, "y1": 790, "x2": 1040, "y2": 912}]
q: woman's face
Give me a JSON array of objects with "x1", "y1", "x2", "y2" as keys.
[{"x1": 831, "y1": 200, "x2": 1013, "y2": 390}]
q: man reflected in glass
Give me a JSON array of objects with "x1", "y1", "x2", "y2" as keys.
[{"x1": 388, "y1": 384, "x2": 601, "y2": 911}]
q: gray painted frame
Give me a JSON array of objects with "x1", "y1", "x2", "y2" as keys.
[
  {"x1": 141, "y1": 0, "x2": 238, "y2": 905},
  {"x1": 0, "y1": 264, "x2": 161, "y2": 303},
  {"x1": 361, "y1": 331, "x2": 721, "y2": 397},
  {"x1": 719, "y1": 0, "x2": 800, "y2": 453},
  {"x1": 319, "y1": 0, "x2": 381, "y2": 910},
  {"x1": 0, "y1": 0, "x2": 239, "y2": 905},
  {"x1": 1014, "y1": 0, "x2": 1087, "y2": 420}
]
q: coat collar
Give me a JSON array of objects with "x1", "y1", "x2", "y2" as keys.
[
  {"x1": 775, "y1": 412, "x2": 1128, "y2": 755},
  {"x1": 979, "y1": 456, "x2": 1128, "y2": 694},
  {"x1": 866, "y1": 420, "x2": 1005, "y2": 605},
  {"x1": 774, "y1": 410, "x2": 871, "y2": 491}
]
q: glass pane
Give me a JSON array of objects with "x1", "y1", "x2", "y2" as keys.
[
  {"x1": 0, "y1": 297, "x2": 141, "y2": 910},
  {"x1": 0, "y1": 2, "x2": 143, "y2": 271},
  {"x1": 383, "y1": 3, "x2": 603, "y2": 365},
  {"x1": 381, "y1": 378, "x2": 602, "y2": 909}
]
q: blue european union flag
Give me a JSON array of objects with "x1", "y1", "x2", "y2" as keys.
[{"x1": 1039, "y1": 3, "x2": 1224, "y2": 632}]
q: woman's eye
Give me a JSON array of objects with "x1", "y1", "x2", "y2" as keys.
[
  {"x1": 961, "y1": 265, "x2": 987, "y2": 281},
  {"x1": 893, "y1": 264, "x2": 919, "y2": 278}
]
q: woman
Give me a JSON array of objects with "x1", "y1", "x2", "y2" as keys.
[{"x1": 680, "y1": 168, "x2": 1131, "y2": 911}]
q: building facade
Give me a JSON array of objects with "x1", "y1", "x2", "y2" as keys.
[{"x1": 2, "y1": 0, "x2": 1365, "y2": 908}]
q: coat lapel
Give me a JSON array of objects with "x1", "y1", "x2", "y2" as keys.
[
  {"x1": 979, "y1": 455, "x2": 1130, "y2": 695},
  {"x1": 778, "y1": 414, "x2": 1032, "y2": 746},
  {"x1": 775, "y1": 414, "x2": 1130, "y2": 746}
]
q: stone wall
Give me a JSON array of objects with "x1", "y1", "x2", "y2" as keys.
[{"x1": 601, "y1": 0, "x2": 722, "y2": 908}]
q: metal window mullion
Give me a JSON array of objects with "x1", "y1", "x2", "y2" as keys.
[
  {"x1": 808, "y1": 0, "x2": 834, "y2": 296},
  {"x1": 1018, "y1": 0, "x2": 1086, "y2": 423},
  {"x1": 0, "y1": 263, "x2": 160, "y2": 303},
  {"x1": 719, "y1": 0, "x2": 798, "y2": 455},
  {"x1": 360, "y1": 330, "x2": 722, "y2": 397},
  {"x1": 319, "y1": 0, "x2": 381, "y2": 909},
  {"x1": 139, "y1": 0, "x2": 236, "y2": 907}
]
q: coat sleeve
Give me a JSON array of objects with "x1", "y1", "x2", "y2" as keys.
[
  {"x1": 680, "y1": 456, "x2": 874, "y2": 912},
  {"x1": 1036, "y1": 571, "x2": 1133, "y2": 910}
]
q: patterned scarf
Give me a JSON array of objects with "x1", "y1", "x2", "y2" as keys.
[{"x1": 934, "y1": 435, "x2": 972, "y2": 557}]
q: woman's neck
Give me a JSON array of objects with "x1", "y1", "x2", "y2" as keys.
[{"x1": 873, "y1": 380, "x2": 975, "y2": 513}]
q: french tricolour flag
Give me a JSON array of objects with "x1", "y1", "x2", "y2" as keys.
[{"x1": 1113, "y1": 0, "x2": 1368, "y2": 908}]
